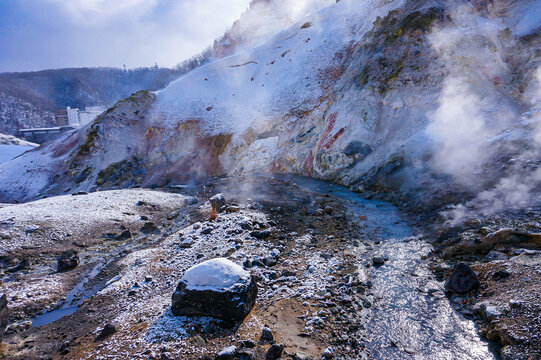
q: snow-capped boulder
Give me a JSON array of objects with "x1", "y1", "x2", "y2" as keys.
[{"x1": 171, "y1": 258, "x2": 257, "y2": 321}]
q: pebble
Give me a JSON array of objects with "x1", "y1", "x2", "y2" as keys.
[{"x1": 261, "y1": 326, "x2": 274, "y2": 342}]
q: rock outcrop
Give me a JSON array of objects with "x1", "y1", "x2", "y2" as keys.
[{"x1": 171, "y1": 258, "x2": 257, "y2": 321}]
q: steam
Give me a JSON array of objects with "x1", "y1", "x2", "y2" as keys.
[{"x1": 427, "y1": 3, "x2": 541, "y2": 223}]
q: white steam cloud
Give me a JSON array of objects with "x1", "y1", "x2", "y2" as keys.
[{"x1": 427, "y1": 2, "x2": 541, "y2": 223}]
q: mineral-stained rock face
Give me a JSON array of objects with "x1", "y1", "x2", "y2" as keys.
[
  {"x1": 445, "y1": 263, "x2": 480, "y2": 294},
  {"x1": 171, "y1": 258, "x2": 257, "y2": 321}
]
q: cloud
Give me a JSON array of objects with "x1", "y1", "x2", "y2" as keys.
[{"x1": 0, "y1": 0, "x2": 251, "y2": 71}]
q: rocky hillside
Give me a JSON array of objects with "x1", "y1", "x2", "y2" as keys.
[
  {"x1": 0, "y1": 0, "x2": 540, "y2": 221},
  {"x1": 0, "y1": 67, "x2": 184, "y2": 135}
]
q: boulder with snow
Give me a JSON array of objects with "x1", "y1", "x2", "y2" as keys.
[{"x1": 171, "y1": 258, "x2": 257, "y2": 321}]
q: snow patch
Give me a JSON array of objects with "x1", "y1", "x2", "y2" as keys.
[{"x1": 182, "y1": 258, "x2": 249, "y2": 291}]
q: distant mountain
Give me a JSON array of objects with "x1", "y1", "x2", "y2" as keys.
[{"x1": 0, "y1": 67, "x2": 185, "y2": 135}]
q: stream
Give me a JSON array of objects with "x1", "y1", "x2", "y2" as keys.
[{"x1": 287, "y1": 175, "x2": 496, "y2": 360}]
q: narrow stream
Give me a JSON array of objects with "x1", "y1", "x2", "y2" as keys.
[{"x1": 288, "y1": 175, "x2": 496, "y2": 360}]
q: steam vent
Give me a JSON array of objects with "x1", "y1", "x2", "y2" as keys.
[{"x1": 0, "y1": 0, "x2": 540, "y2": 359}]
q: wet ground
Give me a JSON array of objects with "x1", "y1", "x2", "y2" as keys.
[{"x1": 0, "y1": 175, "x2": 512, "y2": 359}]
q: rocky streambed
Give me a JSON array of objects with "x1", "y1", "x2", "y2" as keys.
[{"x1": 0, "y1": 175, "x2": 538, "y2": 359}]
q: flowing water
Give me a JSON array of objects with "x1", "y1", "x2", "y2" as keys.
[{"x1": 287, "y1": 175, "x2": 496, "y2": 360}]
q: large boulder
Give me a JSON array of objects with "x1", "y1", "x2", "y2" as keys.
[
  {"x1": 0, "y1": 294, "x2": 8, "y2": 340},
  {"x1": 444, "y1": 263, "x2": 480, "y2": 294},
  {"x1": 171, "y1": 258, "x2": 257, "y2": 321}
]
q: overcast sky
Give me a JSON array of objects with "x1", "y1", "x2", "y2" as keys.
[{"x1": 0, "y1": 0, "x2": 251, "y2": 73}]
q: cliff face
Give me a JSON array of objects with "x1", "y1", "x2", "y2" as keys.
[{"x1": 0, "y1": 0, "x2": 540, "y2": 219}]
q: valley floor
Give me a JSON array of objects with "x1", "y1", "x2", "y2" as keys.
[{"x1": 0, "y1": 176, "x2": 538, "y2": 359}]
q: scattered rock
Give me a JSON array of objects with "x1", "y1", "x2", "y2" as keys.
[
  {"x1": 322, "y1": 347, "x2": 334, "y2": 359},
  {"x1": 492, "y1": 269, "x2": 511, "y2": 280},
  {"x1": 0, "y1": 294, "x2": 8, "y2": 340},
  {"x1": 179, "y1": 238, "x2": 195, "y2": 249},
  {"x1": 140, "y1": 222, "x2": 161, "y2": 235},
  {"x1": 57, "y1": 250, "x2": 79, "y2": 272},
  {"x1": 265, "y1": 344, "x2": 284, "y2": 360},
  {"x1": 95, "y1": 323, "x2": 116, "y2": 341},
  {"x1": 171, "y1": 258, "x2": 257, "y2": 321},
  {"x1": 261, "y1": 326, "x2": 274, "y2": 342},
  {"x1": 238, "y1": 339, "x2": 256, "y2": 349},
  {"x1": 236, "y1": 348, "x2": 256, "y2": 360},
  {"x1": 250, "y1": 230, "x2": 270, "y2": 240},
  {"x1": 215, "y1": 345, "x2": 236, "y2": 360},
  {"x1": 444, "y1": 263, "x2": 480, "y2": 294},
  {"x1": 209, "y1": 194, "x2": 227, "y2": 213},
  {"x1": 372, "y1": 256, "x2": 385, "y2": 266},
  {"x1": 201, "y1": 227, "x2": 214, "y2": 235}
]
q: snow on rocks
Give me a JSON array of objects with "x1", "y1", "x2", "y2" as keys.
[{"x1": 171, "y1": 258, "x2": 257, "y2": 321}]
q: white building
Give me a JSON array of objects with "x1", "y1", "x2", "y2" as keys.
[{"x1": 66, "y1": 106, "x2": 106, "y2": 127}]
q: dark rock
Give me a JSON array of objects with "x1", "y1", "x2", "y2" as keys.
[
  {"x1": 6, "y1": 258, "x2": 29, "y2": 273},
  {"x1": 444, "y1": 263, "x2": 480, "y2": 294},
  {"x1": 57, "y1": 250, "x2": 79, "y2": 272},
  {"x1": 343, "y1": 141, "x2": 372, "y2": 158},
  {"x1": 236, "y1": 348, "x2": 256, "y2": 360},
  {"x1": 264, "y1": 257, "x2": 277, "y2": 267},
  {"x1": 261, "y1": 326, "x2": 274, "y2": 342},
  {"x1": 0, "y1": 294, "x2": 8, "y2": 340},
  {"x1": 265, "y1": 344, "x2": 284, "y2": 360},
  {"x1": 215, "y1": 345, "x2": 236, "y2": 360},
  {"x1": 96, "y1": 323, "x2": 116, "y2": 341},
  {"x1": 117, "y1": 229, "x2": 132, "y2": 240},
  {"x1": 141, "y1": 222, "x2": 161, "y2": 235},
  {"x1": 250, "y1": 230, "x2": 270, "y2": 240},
  {"x1": 201, "y1": 227, "x2": 213, "y2": 235},
  {"x1": 372, "y1": 257, "x2": 385, "y2": 266},
  {"x1": 238, "y1": 339, "x2": 256, "y2": 349},
  {"x1": 243, "y1": 259, "x2": 253, "y2": 268},
  {"x1": 171, "y1": 258, "x2": 257, "y2": 321},
  {"x1": 179, "y1": 238, "x2": 194, "y2": 249},
  {"x1": 322, "y1": 347, "x2": 334, "y2": 359},
  {"x1": 209, "y1": 194, "x2": 227, "y2": 213},
  {"x1": 225, "y1": 206, "x2": 241, "y2": 213},
  {"x1": 324, "y1": 206, "x2": 333, "y2": 215},
  {"x1": 492, "y1": 270, "x2": 511, "y2": 280}
]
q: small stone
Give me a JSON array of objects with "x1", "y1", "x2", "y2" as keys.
[
  {"x1": 261, "y1": 326, "x2": 274, "y2": 342},
  {"x1": 201, "y1": 227, "x2": 213, "y2": 235},
  {"x1": 265, "y1": 344, "x2": 284, "y2": 360},
  {"x1": 250, "y1": 230, "x2": 270, "y2": 240},
  {"x1": 209, "y1": 194, "x2": 227, "y2": 213},
  {"x1": 324, "y1": 206, "x2": 333, "y2": 215},
  {"x1": 96, "y1": 323, "x2": 116, "y2": 341},
  {"x1": 215, "y1": 345, "x2": 236, "y2": 360},
  {"x1": 140, "y1": 222, "x2": 161, "y2": 235},
  {"x1": 179, "y1": 238, "x2": 194, "y2": 248},
  {"x1": 322, "y1": 347, "x2": 334, "y2": 359},
  {"x1": 236, "y1": 348, "x2": 256, "y2": 360},
  {"x1": 372, "y1": 257, "x2": 385, "y2": 266},
  {"x1": 238, "y1": 339, "x2": 256, "y2": 349},
  {"x1": 444, "y1": 263, "x2": 480, "y2": 294},
  {"x1": 57, "y1": 250, "x2": 79, "y2": 272},
  {"x1": 492, "y1": 270, "x2": 511, "y2": 280}
]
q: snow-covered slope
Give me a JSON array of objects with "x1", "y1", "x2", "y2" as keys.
[{"x1": 0, "y1": 0, "x2": 540, "y2": 219}]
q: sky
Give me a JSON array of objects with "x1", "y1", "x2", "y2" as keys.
[{"x1": 0, "y1": 0, "x2": 251, "y2": 73}]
